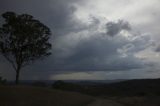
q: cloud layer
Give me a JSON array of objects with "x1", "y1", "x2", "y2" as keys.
[{"x1": 0, "y1": 0, "x2": 160, "y2": 80}]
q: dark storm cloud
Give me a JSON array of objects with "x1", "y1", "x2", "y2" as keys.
[
  {"x1": 51, "y1": 26, "x2": 148, "y2": 72},
  {"x1": 106, "y1": 20, "x2": 131, "y2": 37},
  {"x1": 155, "y1": 45, "x2": 160, "y2": 52},
  {"x1": 0, "y1": 0, "x2": 155, "y2": 80},
  {"x1": 49, "y1": 15, "x2": 153, "y2": 72},
  {"x1": 0, "y1": 0, "x2": 78, "y2": 35}
]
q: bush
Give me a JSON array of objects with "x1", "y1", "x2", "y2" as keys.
[
  {"x1": 52, "y1": 80, "x2": 83, "y2": 92},
  {"x1": 0, "y1": 76, "x2": 7, "y2": 85}
]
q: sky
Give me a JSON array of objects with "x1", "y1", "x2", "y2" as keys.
[{"x1": 0, "y1": 0, "x2": 160, "y2": 80}]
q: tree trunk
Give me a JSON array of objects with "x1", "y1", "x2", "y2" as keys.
[{"x1": 15, "y1": 67, "x2": 20, "y2": 84}]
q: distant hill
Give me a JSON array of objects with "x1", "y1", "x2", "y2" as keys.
[
  {"x1": 99, "y1": 78, "x2": 160, "y2": 96},
  {"x1": 7, "y1": 79, "x2": 126, "y2": 86},
  {"x1": 53, "y1": 78, "x2": 160, "y2": 97}
]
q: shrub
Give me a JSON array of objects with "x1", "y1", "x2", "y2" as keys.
[{"x1": 0, "y1": 76, "x2": 7, "y2": 85}]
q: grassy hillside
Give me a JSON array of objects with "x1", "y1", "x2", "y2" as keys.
[
  {"x1": 53, "y1": 79, "x2": 160, "y2": 97},
  {"x1": 52, "y1": 79, "x2": 160, "y2": 106},
  {"x1": 0, "y1": 85, "x2": 94, "y2": 106},
  {"x1": 1, "y1": 79, "x2": 160, "y2": 106}
]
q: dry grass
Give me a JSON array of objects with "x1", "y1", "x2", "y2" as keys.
[
  {"x1": 0, "y1": 85, "x2": 94, "y2": 106},
  {"x1": 1, "y1": 85, "x2": 160, "y2": 106},
  {"x1": 107, "y1": 96, "x2": 160, "y2": 106}
]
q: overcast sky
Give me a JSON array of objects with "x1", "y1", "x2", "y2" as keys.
[{"x1": 0, "y1": 0, "x2": 160, "y2": 80}]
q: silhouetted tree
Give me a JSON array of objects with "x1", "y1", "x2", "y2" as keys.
[{"x1": 0, "y1": 12, "x2": 52, "y2": 84}]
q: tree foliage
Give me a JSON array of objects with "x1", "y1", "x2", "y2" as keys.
[{"x1": 0, "y1": 12, "x2": 52, "y2": 84}]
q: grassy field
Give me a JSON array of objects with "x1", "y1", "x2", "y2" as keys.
[
  {"x1": 0, "y1": 85, "x2": 94, "y2": 106},
  {"x1": 1, "y1": 79, "x2": 160, "y2": 106},
  {"x1": 52, "y1": 79, "x2": 160, "y2": 97}
]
